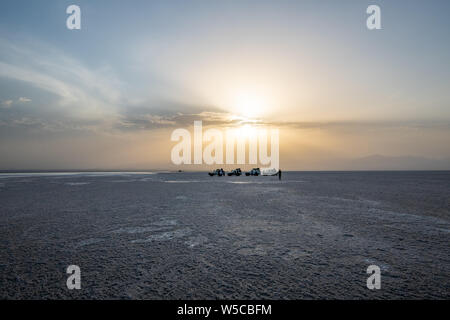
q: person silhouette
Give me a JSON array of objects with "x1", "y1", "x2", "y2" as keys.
[{"x1": 278, "y1": 169, "x2": 282, "y2": 180}]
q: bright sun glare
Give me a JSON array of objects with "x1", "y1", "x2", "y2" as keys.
[{"x1": 233, "y1": 93, "x2": 267, "y2": 119}]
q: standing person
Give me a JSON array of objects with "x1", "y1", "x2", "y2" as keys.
[{"x1": 278, "y1": 169, "x2": 282, "y2": 180}]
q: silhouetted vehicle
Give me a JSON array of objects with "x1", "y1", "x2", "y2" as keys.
[
  {"x1": 261, "y1": 168, "x2": 278, "y2": 176},
  {"x1": 227, "y1": 168, "x2": 242, "y2": 176},
  {"x1": 208, "y1": 169, "x2": 225, "y2": 176},
  {"x1": 245, "y1": 168, "x2": 261, "y2": 176}
]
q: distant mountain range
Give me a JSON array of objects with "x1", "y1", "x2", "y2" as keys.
[{"x1": 346, "y1": 154, "x2": 450, "y2": 170}]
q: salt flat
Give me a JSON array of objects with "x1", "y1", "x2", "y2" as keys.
[{"x1": 0, "y1": 171, "x2": 449, "y2": 299}]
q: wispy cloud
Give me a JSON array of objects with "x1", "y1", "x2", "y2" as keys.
[
  {"x1": 1, "y1": 97, "x2": 32, "y2": 108},
  {"x1": 0, "y1": 38, "x2": 123, "y2": 124},
  {"x1": 1, "y1": 100, "x2": 13, "y2": 108},
  {"x1": 18, "y1": 97, "x2": 31, "y2": 103},
  {"x1": 0, "y1": 38, "x2": 236, "y2": 134}
]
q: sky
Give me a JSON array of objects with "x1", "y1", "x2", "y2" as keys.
[{"x1": 0, "y1": 0, "x2": 449, "y2": 170}]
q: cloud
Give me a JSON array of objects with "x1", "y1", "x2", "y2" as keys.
[
  {"x1": 18, "y1": 97, "x2": 31, "y2": 103},
  {"x1": 114, "y1": 109, "x2": 258, "y2": 131},
  {"x1": 0, "y1": 38, "x2": 233, "y2": 134},
  {"x1": 1, "y1": 97, "x2": 32, "y2": 108},
  {"x1": 1, "y1": 100, "x2": 13, "y2": 108},
  {"x1": 115, "y1": 114, "x2": 176, "y2": 131},
  {"x1": 108, "y1": 101, "x2": 450, "y2": 133},
  {"x1": 0, "y1": 38, "x2": 123, "y2": 124}
]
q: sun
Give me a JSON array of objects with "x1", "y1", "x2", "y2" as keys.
[
  {"x1": 232, "y1": 93, "x2": 267, "y2": 118},
  {"x1": 229, "y1": 123, "x2": 258, "y2": 145}
]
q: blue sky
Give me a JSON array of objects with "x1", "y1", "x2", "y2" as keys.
[{"x1": 0, "y1": 0, "x2": 449, "y2": 169}]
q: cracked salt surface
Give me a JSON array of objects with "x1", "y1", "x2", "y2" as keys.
[
  {"x1": 185, "y1": 235, "x2": 208, "y2": 248},
  {"x1": 112, "y1": 217, "x2": 200, "y2": 246},
  {"x1": 1, "y1": 171, "x2": 449, "y2": 299},
  {"x1": 131, "y1": 228, "x2": 192, "y2": 243},
  {"x1": 112, "y1": 226, "x2": 167, "y2": 234},
  {"x1": 75, "y1": 238, "x2": 104, "y2": 248},
  {"x1": 152, "y1": 219, "x2": 178, "y2": 226},
  {"x1": 164, "y1": 180, "x2": 204, "y2": 183},
  {"x1": 364, "y1": 258, "x2": 390, "y2": 271},
  {"x1": 112, "y1": 219, "x2": 178, "y2": 234},
  {"x1": 227, "y1": 180, "x2": 306, "y2": 185},
  {"x1": 65, "y1": 182, "x2": 90, "y2": 186}
]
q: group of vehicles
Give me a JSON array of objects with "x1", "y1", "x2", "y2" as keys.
[
  {"x1": 208, "y1": 168, "x2": 278, "y2": 177},
  {"x1": 208, "y1": 168, "x2": 249, "y2": 176}
]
